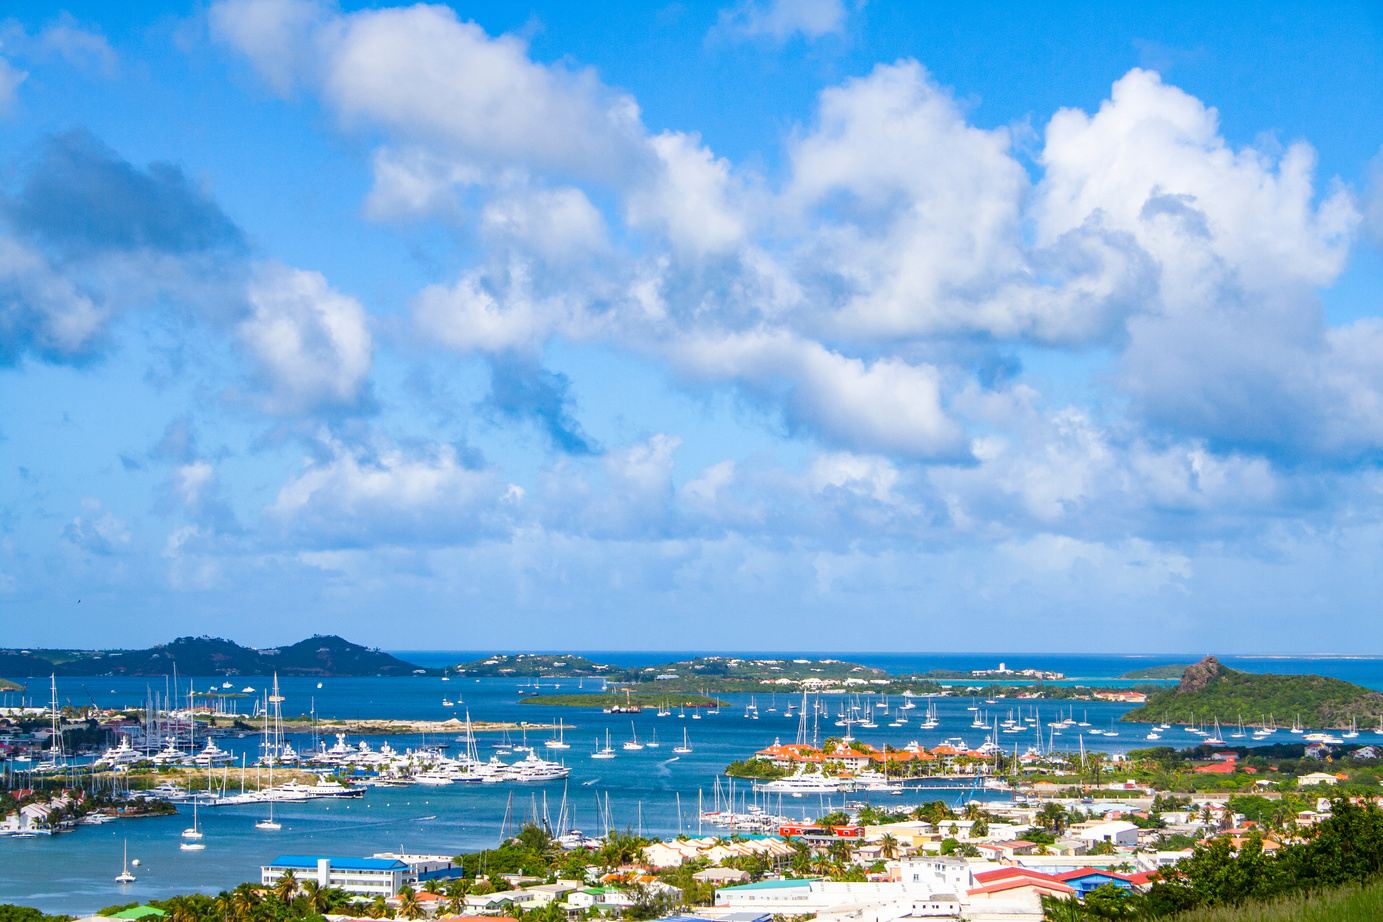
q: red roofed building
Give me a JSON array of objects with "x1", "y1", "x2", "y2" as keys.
[{"x1": 967, "y1": 867, "x2": 1075, "y2": 901}]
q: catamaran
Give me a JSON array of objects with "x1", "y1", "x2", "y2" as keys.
[
  {"x1": 116, "y1": 840, "x2": 136, "y2": 882},
  {"x1": 180, "y1": 800, "x2": 206, "y2": 849}
]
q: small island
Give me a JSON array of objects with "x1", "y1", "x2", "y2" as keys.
[{"x1": 1121, "y1": 655, "x2": 1383, "y2": 729}]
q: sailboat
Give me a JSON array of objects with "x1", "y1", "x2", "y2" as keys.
[
  {"x1": 1204, "y1": 718, "x2": 1227, "y2": 746},
  {"x1": 256, "y1": 761, "x2": 281, "y2": 830},
  {"x1": 673, "y1": 728, "x2": 692, "y2": 754},
  {"x1": 256, "y1": 797, "x2": 281, "y2": 831},
  {"x1": 116, "y1": 840, "x2": 136, "y2": 883},
  {"x1": 546, "y1": 721, "x2": 570, "y2": 750},
  {"x1": 645, "y1": 728, "x2": 660, "y2": 749},
  {"x1": 180, "y1": 799, "x2": 206, "y2": 849},
  {"x1": 591, "y1": 730, "x2": 616, "y2": 760},
  {"x1": 1344, "y1": 718, "x2": 1359, "y2": 739},
  {"x1": 622, "y1": 722, "x2": 645, "y2": 751}
]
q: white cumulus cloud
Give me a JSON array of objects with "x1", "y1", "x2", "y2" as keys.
[{"x1": 237, "y1": 263, "x2": 373, "y2": 414}]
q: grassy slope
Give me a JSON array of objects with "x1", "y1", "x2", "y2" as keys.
[{"x1": 1170, "y1": 879, "x2": 1383, "y2": 921}]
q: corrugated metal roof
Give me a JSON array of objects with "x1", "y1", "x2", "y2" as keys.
[{"x1": 267, "y1": 855, "x2": 408, "y2": 871}]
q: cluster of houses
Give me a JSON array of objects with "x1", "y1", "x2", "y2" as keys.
[
  {"x1": 0, "y1": 789, "x2": 92, "y2": 835},
  {"x1": 225, "y1": 786, "x2": 1370, "y2": 922},
  {"x1": 753, "y1": 740, "x2": 1000, "y2": 772}
]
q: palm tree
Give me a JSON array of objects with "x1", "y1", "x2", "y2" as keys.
[
  {"x1": 299, "y1": 879, "x2": 332, "y2": 915},
  {"x1": 214, "y1": 892, "x2": 234, "y2": 922},
  {"x1": 396, "y1": 885, "x2": 423, "y2": 920},
  {"x1": 164, "y1": 898, "x2": 199, "y2": 922},
  {"x1": 273, "y1": 869, "x2": 298, "y2": 902},
  {"x1": 368, "y1": 895, "x2": 392, "y2": 919},
  {"x1": 231, "y1": 883, "x2": 261, "y2": 922},
  {"x1": 1037, "y1": 802, "x2": 1068, "y2": 834},
  {"x1": 879, "y1": 833, "x2": 899, "y2": 860}
]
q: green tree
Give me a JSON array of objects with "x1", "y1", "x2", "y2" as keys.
[
  {"x1": 1037, "y1": 802, "x2": 1069, "y2": 834},
  {"x1": 879, "y1": 833, "x2": 899, "y2": 860},
  {"x1": 272, "y1": 870, "x2": 298, "y2": 903},
  {"x1": 394, "y1": 886, "x2": 422, "y2": 921},
  {"x1": 1081, "y1": 882, "x2": 1141, "y2": 920}
]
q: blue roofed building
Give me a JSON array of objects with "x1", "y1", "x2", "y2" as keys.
[{"x1": 261, "y1": 855, "x2": 409, "y2": 897}]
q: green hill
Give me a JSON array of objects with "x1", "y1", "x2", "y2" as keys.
[
  {"x1": 1120, "y1": 663, "x2": 1193, "y2": 680},
  {"x1": 1121, "y1": 656, "x2": 1383, "y2": 729},
  {"x1": 0, "y1": 635, "x2": 425, "y2": 677}
]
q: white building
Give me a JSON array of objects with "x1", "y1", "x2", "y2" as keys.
[
  {"x1": 261, "y1": 856, "x2": 408, "y2": 897},
  {"x1": 1072, "y1": 821, "x2": 1139, "y2": 847}
]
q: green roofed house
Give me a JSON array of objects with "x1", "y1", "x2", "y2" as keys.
[{"x1": 109, "y1": 907, "x2": 165, "y2": 920}]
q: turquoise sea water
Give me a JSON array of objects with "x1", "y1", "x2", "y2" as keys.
[{"x1": 4, "y1": 653, "x2": 1383, "y2": 913}]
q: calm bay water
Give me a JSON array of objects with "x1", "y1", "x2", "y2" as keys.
[{"x1": 4, "y1": 652, "x2": 1383, "y2": 913}]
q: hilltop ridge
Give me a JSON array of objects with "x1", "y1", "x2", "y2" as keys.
[{"x1": 0, "y1": 635, "x2": 425, "y2": 677}]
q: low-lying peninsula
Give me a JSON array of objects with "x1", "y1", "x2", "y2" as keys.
[
  {"x1": 1121, "y1": 655, "x2": 1383, "y2": 729},
  {"x1": 520, "y1": 693, "x2": 724, "y2": 709}
]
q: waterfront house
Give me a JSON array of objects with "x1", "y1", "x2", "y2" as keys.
[{"x1": 261, "y1": 856, "x2": 408, "y2": 897}]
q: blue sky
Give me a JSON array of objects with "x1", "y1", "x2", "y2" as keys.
[{"x1": 1, "y1": 0, "x2": 1381, "y2": 653}]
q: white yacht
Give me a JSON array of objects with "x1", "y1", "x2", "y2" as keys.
[
  {"x1": 192, "y1": 739, "x2": 235, "y2": 766},
  {"x1": 755, "y1": 766, "x2": 854, "y2": 794},
  {"x1": 94, "y1": 736, "x2": 146, "y2": 769}
]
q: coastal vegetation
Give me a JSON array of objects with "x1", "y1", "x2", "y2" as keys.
[
  {"x1": 520, "y1": 693, "x2": 723, "y2": 709},
  {"x1": 0, "y1": 906, "x2": 73, "y2": 922},
  {"x1": 1121, "y1": 664, "x2": 1193, "y2": 680},
  {"x1": 0, "y1": 635, "x2": 426, "y2": 677},
  {"x1": 723, "y1": 758, "x2": 790, "y2": 779},
  {"x1": 1122, "y1": 656, "x2": 1383, "y2": 729}
]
